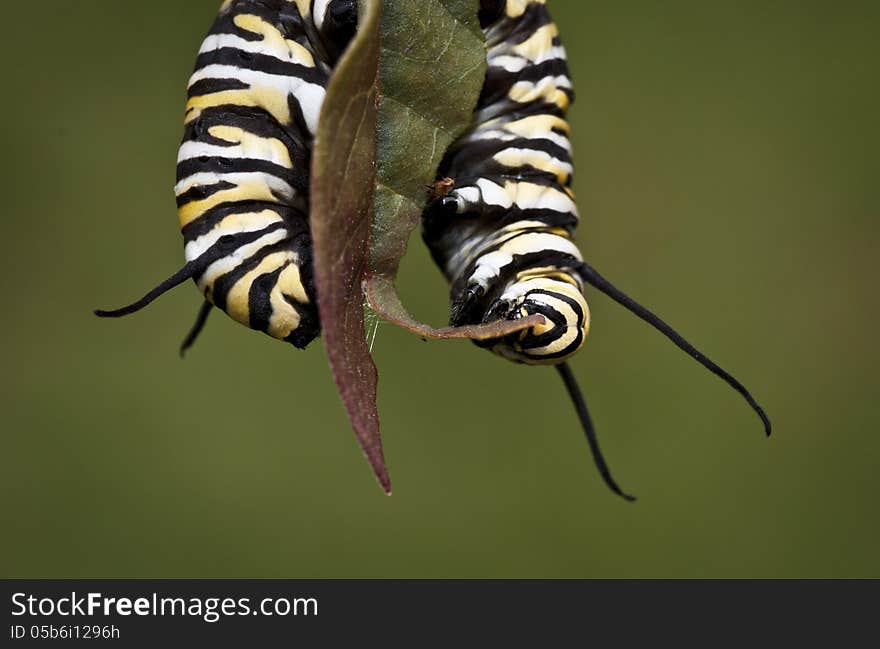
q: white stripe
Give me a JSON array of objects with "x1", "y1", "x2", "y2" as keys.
[
  {"x1": 471, "y1": 128, "x2": 572, "y2": 153},
  {"x1": 456, "y1": 186, "x2": 480, "y2": 205},
  {"x1": 476, "y1": 178, "x2": 513, "y2": 208},
  {"x1": 295, "y1": 83, "x2": 325, "y2": 135},
  {"x1": 468, "y1": 233, "x2": 582, "y2": 288},
  {"x1": 488, "y1": 54, "x2": 527, "y2": 72},
  {"x1": 500, "y1": 278, "x2": 576, "y2": 302},
  {"x1": 185, "y1": 211, "x2": 283, "y2": 261},
  {"x1": 533, "y1": 45, "x2": 567, "y2": 66},
  {"x1": 512, "y1": 185, "x2": 577, "y2": 215},
  {"x1": 178, "y1": 140, "x2": 293, "y2": 168},
  {"x1": 510, "y1": 75, "x2": 573, "y2": 96},
  {"x1": 444, "y1": 220, "x2": 549, "y2": 280},
  {"x1": 188, "y1": 64, "x2": 326, "y2": 133},
  {"x1": 199, "y1": 228, "x2": 289, "y2": 287},
  {"x1": 492, "y1": 42, "x2": 567, "y2": 68},
  {"x1": 313, "y1": 0, "x2": 331, "y2": 31},
  {"x1": 177, "y1": 142, "x2": 251, "y2": 163},
  {"x1": 494, "y1": 147, "x2": 573, "y2": 177},
  {"x1": 199, "y1": 33, "x2": 305, "y2": 65}
]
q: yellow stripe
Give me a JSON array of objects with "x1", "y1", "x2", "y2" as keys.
[
  {"x1": 505, "y1": 181, "x2": 573, "y2": 211},
  {"x1": 267, "y1": 262, "x2": 309, "y2": 339},
  {"x1": 494, "y1": 149, "x2": 570, "y2": 184},
  {"x1": 505, "y1": 0, "x2": 546, "y2": 19},
  {"x1": 515, "y1": 267, "x2": 581, "y2": 287},
  {"x1": 512, "y1": 23, "x2": 557, "y2": 61},
  {"x1": 178, "y1": 180, "x2": 279, "y2": 227},
  {"x1": 503, "y1": 114, "x2": 569, "y2": 138},
  {"x1": 205, "y1": 210, "x2": 284, "y2": 240},
  {"x1": 508, "y1": 81, "x2": 570, "y2": 110},
  {"x1": 277, "y1": 262, "x2": 309, "y2": 305},
  {"x1": 233, "y1": 13, "x2": 315, "y2": 67},
  {"x1": 208, "y1": 125, "x2": 293, "y2": 168},
  {"x1": 185, "y1": 87, "x2": 292, "y2": 126},
  {"x1": 293, "y1": 0, "x2": 312, "y2": 19}
]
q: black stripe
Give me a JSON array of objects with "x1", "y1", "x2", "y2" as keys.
[
  {"x1": 482, "y1": 58, "x2": 571, "y2": 100},
  {"x1": 245, "y1": 255, "x2": 321, "y2": 348},
  {"x1": 475, "y1": 96, "x2": 570, "y2": 124},
  {"x1": 210, "y1": 239, "x2": 288, "y2": 312},
  {"x1": 210, "y1": 229, "x2": 312, "y2": 312},
  {"x1": 176, "y1": 157, "x2": 307, "y2": 196},
  {"x1": 208, "y1": 1, "x2": 290, "y2": 47},
  {"x1": 181, "y1": 201, "x2": 308, "y2": 242},
  {"x1": 176, "y1": 180, "x2": 236, "y2": 208},
  {"x1": 191, "y1": 222, "x2": 287, "y2": 275},
  {"x1": 187, "y1": 77, "x2": 250, "y2": 99},
  {"x1": 519, "y1": 289, "x2": 585, "y2": 348},
  {"x1": 444, "y1": 135, "x2": 571, "y2": 173},
  {"x1": 445, "y1": 157, "x2": 572, "y2": 189},
  {"x1": 247, "y1": 265, "x2": 285, "y2": 332},
  {"x1": 284, "y1": 299, "x2": 321, "y2": 348},
  {"x1": 194, "y1": 48, "x2": 326, "y2": 86},
  {"x1": 182, "y1": 104, "x2": 310, "y2": 151},
  {"x1": 479, "y1": 0, "x2": 505, "y2": 28},
  {"x1": 497, "y1": 3, "x2": 554, "y2": 46}
]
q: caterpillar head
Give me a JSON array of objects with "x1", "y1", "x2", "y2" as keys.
[
  {"x1": 315, "y1": 0, "x2": 358, "y2": 59},
  {"x1": 479, "y1": 277, "x2": 590, "y2": 365}
]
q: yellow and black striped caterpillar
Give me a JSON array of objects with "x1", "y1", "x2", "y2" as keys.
[
  {"x1": 96, "y1": 0, "x2": 359, "y2": 351},
  {"x1": 422, "y1": 0, "x2": 771, "y2": 500}
]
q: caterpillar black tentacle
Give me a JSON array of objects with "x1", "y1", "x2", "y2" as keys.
[
  {"x1": 422, "y1": 0, "x2": 770, "y2": 499},
  {"x1": 557, "y1": 362, "x2": 636, "y2": 502},
  {"x1": 96, "y1": 0, "x2": 360, "y2": 351},
  {"x1": 576, "y1": 261, "x2": 772, "y2": 436},
  {"x1": 180, "y1": 301, "x2": 214, "y2": 358}
]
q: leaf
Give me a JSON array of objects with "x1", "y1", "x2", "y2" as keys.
[
  {"x1": 310, "y1": 0, "x2": 388, "y2": 493},
  {"x1": 365, "y1": 0, "x2": 545, "y2": 338},
  {"x1": 364, "y1": 275, "x2": 545, "y2": 340},
  {"x1": 311, "y1": 0, "x2": 543, "y2": 493}
]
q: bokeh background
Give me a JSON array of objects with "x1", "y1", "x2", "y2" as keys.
[{"x1": 2, "y1": 1, "x2": 877, "y2": 577}]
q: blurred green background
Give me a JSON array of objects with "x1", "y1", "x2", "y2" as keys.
[{"x1": 2, "y1": 1, "x2": 877, "y2": 578}]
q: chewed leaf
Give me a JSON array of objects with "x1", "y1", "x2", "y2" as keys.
[
  {"x1": 364, "y1": 275, "x2": 546, "y2": 341},
  {"x1": 310, "y1": 0, "x2": 388, "y2": 493}
]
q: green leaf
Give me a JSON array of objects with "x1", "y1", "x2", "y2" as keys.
[{"x1": 366, "y1": 0, "x2": 544, "y2": 338}]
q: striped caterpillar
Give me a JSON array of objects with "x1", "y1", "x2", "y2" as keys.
[
  {"x1": 96, "y1": 0, "x2": 358, "y2": 351},
  {"x1": 422, "y1": 0, "x2": 771, "y2": 499}
]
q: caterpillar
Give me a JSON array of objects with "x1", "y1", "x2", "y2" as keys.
[
  {"x1": 422, "y1": 0, "x2": 771, "y2": 500},
  {"x1": 96, "y1": 0, "x2": 359, "y2": 352}
]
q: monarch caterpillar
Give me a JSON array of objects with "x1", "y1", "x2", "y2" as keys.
[
  {"x1": 422, "y1": 0, "x2": 771, "y2": 500},
  {"x1": 96, "y1": 0, "x2": 359, "y2": 351}
]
